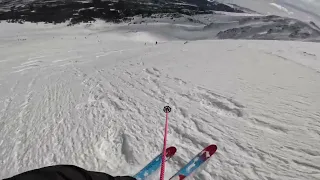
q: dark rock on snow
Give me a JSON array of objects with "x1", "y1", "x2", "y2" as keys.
[{"x1": 0, "y1": 0, "x2": 243, "y2": 25}]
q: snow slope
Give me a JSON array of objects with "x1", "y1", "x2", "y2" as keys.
[
  {"x1": 220, "y1": 0, "x2": 320, "y2": 25},
  {"x1": 1, "y1": 21, "x2": 320, "y2": 180},
  {"x1": 121, "y1": 14, "x2": 320, "y2": 42}
]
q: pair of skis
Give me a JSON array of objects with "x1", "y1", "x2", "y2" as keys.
[{"x1": 134, "y1": 144, "x2": 217, "y2": 180}]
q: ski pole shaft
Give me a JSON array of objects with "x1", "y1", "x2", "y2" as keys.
[{"x1": 160, "y1": 106, "x2": 171, "y2": 180}]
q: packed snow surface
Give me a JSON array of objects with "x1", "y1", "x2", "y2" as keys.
[{"x1": 1, "y1": 21, "x2": 320, "y2": 180}]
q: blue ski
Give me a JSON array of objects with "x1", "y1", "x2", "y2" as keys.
[
  {"x1": 134, "y1": 146, "x2": 176, "y2": 180},
  {"x1": 169, "y1": 144, "x2": 217, "y2": 180}
]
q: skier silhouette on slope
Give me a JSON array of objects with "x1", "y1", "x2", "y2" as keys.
[{"x1": 4, "y1": 165, "x2": 136, "y2": 180}]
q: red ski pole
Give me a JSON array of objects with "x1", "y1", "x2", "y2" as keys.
[{"x1": 160, "y1": 106, "x2": 171, "y2": 180}]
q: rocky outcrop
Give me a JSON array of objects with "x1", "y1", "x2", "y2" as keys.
[{"x1": 0, "y1": 0, "x2": 243, "y2": 25}]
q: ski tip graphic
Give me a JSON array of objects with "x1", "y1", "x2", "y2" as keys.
[
  {"x1": 166, "y1": 146, "x2": 177, "y2": 157},
  {"x1": 200, "y1": 144, "x2": 217, "y2": 160},
  {"x1": 205, "y1": 144, "x2": 217, "y2": 154}
]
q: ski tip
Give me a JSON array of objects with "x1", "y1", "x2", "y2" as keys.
[
  {"x1": 166, "y1": 146, "x2": 177, "y2": 157},
  {"x1": 179, "y1": 174, "x2": 186, "y2": 180},
  {"x1": 204, "y1": 144, "x2": 218, "y2": 155}
]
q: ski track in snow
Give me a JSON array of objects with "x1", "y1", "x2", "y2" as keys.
[{"x1": 0, "y1": 23, "x2": 320, "y2": 180}]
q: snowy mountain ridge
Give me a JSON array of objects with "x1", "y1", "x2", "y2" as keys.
[{"x1": 1, "y1": 0, "x2": 320, "y2": 42}]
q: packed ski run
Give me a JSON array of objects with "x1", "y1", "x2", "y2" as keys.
[
  {"x1": 1, "y1": 0, "x2": 320, "y2": 178},
  {"x1": 0, "y1": 21, "x2": 319, "y2": 180}
]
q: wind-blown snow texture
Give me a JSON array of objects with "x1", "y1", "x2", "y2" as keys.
[{"x1": 1, "y1": 21, "x2": 320, "y2": 180}]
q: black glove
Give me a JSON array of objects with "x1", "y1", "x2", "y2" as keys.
[
  {"x1": 4, "y1": 165, "x2": 136, "y2": 180},
  {"x1": 115, "y1": 177, "x2": 137, "y2": 180}
]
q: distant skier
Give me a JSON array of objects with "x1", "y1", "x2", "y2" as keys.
[
  {"x1": 156, "y1": 41, "x2": 158, "y2": 45},
  {"x1": 4, "y1": 165, "x2": 136, "y2": 180}
]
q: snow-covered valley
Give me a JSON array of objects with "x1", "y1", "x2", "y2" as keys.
[{"x1": 1, "y1": 21, "x2": 320, "y2": 179}]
